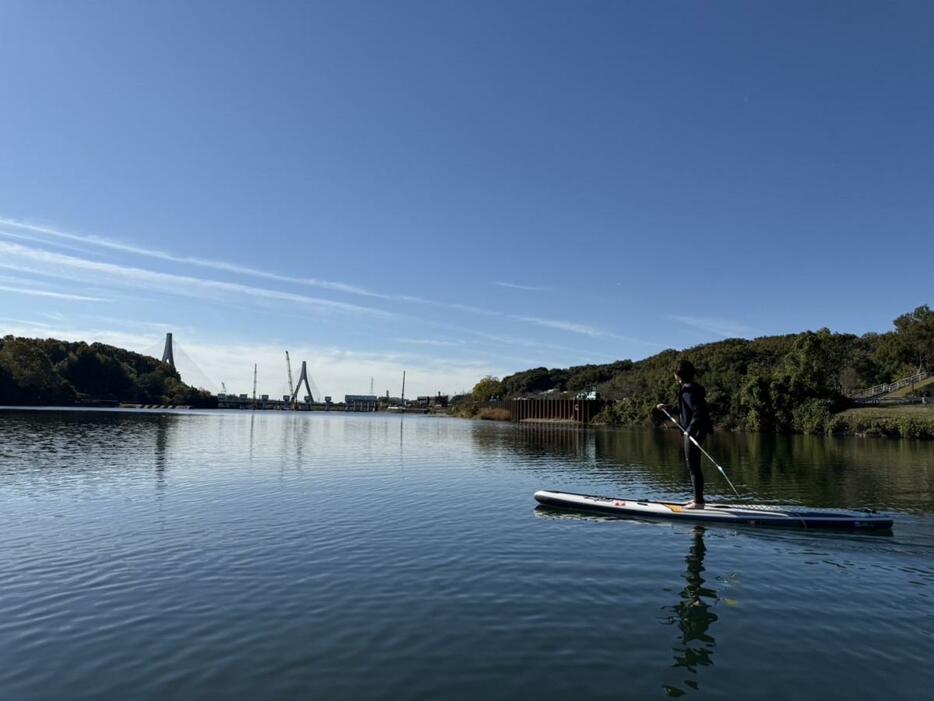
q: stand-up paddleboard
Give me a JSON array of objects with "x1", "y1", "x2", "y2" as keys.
[{"x1": 534, "y1": 490, "x2": 894, "y2": 530}]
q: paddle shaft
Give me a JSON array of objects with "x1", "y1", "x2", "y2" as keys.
[{"x1": 658, "y1": 407, "x2": 741, "y2": 497}]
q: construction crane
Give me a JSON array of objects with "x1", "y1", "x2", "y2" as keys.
[
  {"x1": 252, "y1": 363, "x2": 258, "y2": 410},
  {"x1": 285, "y1": 351, "x2": 295, "y2": 410}
]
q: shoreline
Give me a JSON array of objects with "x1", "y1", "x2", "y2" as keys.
[
  {"x1": 449, "y1": 403, "x2": 934, "y2": 440},
  {"x1": 2, "y1": 403, "x2": 933, "y2": 440}
]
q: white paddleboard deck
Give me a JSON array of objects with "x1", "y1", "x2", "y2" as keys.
[{"x1": 534, "y1": 490, "x2": 894, "y2": 530}]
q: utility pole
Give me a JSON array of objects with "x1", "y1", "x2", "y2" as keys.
[{"x1": 252, "y1": 364, "x2": 258, "y2": 410}]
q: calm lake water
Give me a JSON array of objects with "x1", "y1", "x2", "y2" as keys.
[{"x1": 1, "y1": 409, "x2": 933, "y2": 700}]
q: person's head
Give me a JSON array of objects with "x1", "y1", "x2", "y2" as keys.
[{"x1": 674, "y1": 359, "x2": 695, "y2": 384}]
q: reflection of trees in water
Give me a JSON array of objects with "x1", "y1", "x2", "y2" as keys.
[
  {"x1": 662, "y1": 527, "x2": 718, "y2": 697},
  {"x1": 3, "y1": 410, "x2": 180, "y2": 488},
  {"x1": 595, "y1": 429, "x2": 676, "y2": 470},
  {"x1": 471, "y1": 423, "x2": 597, "y2": 463},
  {"x1": 718, "y1": 432, "x2": 926, "y2": 507},
  {"x1": 153, "y1": 415, "x2": 172, "y2": 489},
  {"x1": 470, "y1": 422, "x2": 931, "y2": 509}
]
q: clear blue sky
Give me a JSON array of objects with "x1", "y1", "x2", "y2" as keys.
[{"x1": 1, "y1": 1, "x2": 931, "y2": 397}]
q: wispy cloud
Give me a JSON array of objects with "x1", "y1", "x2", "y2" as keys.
[
  {"x1": 0, "y1": 283, "x2": 109, "y2": 302},
  {"x1": 510, "y1": 315, "x2": 660, "y2": 347},
  {"x1": 0, "y1": 241, "x2": 394, "y2": 318},
  {"x1": 0, "y1": 228, "x2": 109, "y2": 257},
  {"x1": 395, "y1": 337, "x2": 465, "y2": 347},
  {"x1": 493, "y1": 281, "x2": 549, "y2": 292},
  {"x1": 667, "y1": 315, "x2": 759, "y2": 339},
  {"x1": 439, "y1": 300, "x2": 650, "y2": 343},
  {"x1": 0, "y1": 216, "x2": 644, "y2": 342},
  {"x1": 0, "y1": 218, "x2": 377, "y2": 298},
  {"x1": 392, "y1": 336, "x2": 573, "y2": 369},
  {"x1": 72, "y1": 313, "x2": 178, "y2": 332},
  {"x1": 462, "y1": 329, "x2": 617, "y2": 362},
  {"x1": 514, "y1": 315, "x2": 604, "y2": 337},
  {"x1": 0, "y1": 316, "x2": 58, "y2": 328}
]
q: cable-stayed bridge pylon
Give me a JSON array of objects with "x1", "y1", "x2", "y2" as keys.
[{"x1": 146, "y1": 332, "x2": 217, "y2": 393}]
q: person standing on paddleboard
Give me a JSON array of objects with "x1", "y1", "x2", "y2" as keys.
[{"x1": 657, "y1": 360, "x2": 713, "y2": 510}]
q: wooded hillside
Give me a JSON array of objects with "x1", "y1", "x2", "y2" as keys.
[
  {"x1": 480, "y1": 305, "x2": 933, "y2": 433},
  {"x1": 0, "y1": 336, "x2": 217, "y2": 408}
]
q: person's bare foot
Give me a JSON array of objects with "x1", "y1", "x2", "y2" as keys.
[{"x1": 684, "y1": 501, "x2": 706, "y2": 510}]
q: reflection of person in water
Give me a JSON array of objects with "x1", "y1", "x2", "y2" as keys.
[{"x1": 663, "y1": 527, "x2": 718, "y2": 695}]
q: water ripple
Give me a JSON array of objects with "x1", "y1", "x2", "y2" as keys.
[{"x1": 1, "y1": 410, "x2": 933, "y2": 699}]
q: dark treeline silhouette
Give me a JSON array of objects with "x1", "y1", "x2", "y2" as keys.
[{"x1": 0, "y1": 335, "x2": 217, "y2": 408}]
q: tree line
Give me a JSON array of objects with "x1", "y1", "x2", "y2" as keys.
[
  {"x1": 473, "y1": 305, "x2": 933, "y2": 433},
  {"x1": 0, "y1": 336, "x2": 217, "y2": 408}
]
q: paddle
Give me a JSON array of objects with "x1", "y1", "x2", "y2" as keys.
[{"x1": 656, "y1": 406, "x2": 741, "y2": 498}]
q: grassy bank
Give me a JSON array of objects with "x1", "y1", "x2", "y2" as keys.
[
  {"x1": 828, "y1": 405, "x2": 934, "y2": 439},
  {"x1": 448, "y1": 402, "x2": 512, "y2": 421}
]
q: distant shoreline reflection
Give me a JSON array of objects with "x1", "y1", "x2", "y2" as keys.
[{"x1": 662, "y1": 527, "x2": 718, "y2": 697}]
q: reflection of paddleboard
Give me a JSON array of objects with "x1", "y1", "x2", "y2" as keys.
[{"x1": 533, "y1": 490, "x2": 894, "y2": 530}]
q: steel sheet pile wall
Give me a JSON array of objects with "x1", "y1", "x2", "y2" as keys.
[{"x1": 505, "y1": 398, "x2": 606, "y2": 424}]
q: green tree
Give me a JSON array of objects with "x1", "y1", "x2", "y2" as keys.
[
  {"x1": 566, "y1": 360, "x2": 633, "y2": 391},
  {"x1": 892, "y1": 305, "x2": 934, "y2": 372},
  {"x1": 136, "y1": 369, "x2": 171, "y2": 403},
  {"x1": 59, "y1": 346, "x2": 134, "y2": 399},
  {"x1": 738, "y1": 373, "x2": 773, "y2": 431},
  {"x1": 472, "y1": 376, "x2": 503, "y2": 403},
  {"x1": 0, "y1": 338, "x2": 77, "y2": 405},
  {"x1": 0, "y1": 362, "x2": 21, "y2": 404},
  {"x1": 500, "y1": 367, "x2": 568, "y2": 396}
]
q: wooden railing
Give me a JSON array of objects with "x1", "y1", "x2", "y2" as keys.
[{"x1": 849, "y1": 370, "x2": 932, "y2": 399}]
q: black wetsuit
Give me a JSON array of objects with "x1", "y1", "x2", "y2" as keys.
[{"x1": 677, "y1": 383, "x2": 713, "y2": 504}]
